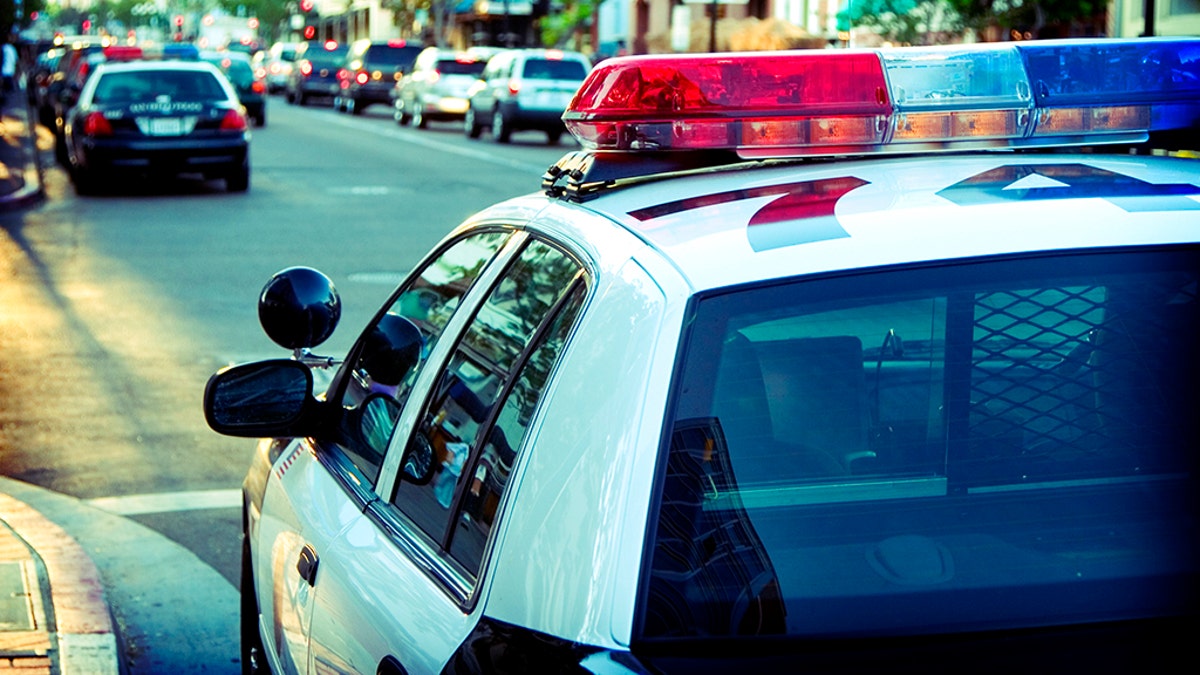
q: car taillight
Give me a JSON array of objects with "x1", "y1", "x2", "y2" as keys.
[
  {"x1": 220, "y1": 109, "x2": 248, "y2": 131},
  {"x1": 507, "y1": 79, "x2": 520, "y2": 96},
  {"x1": 82, "y1": 111, "x2": 113, "y2": 137},
  {"x1": 429, "y1": 70, "x2": 441, "y2": 83},
  {"x1": 337, "y1": 68, "x2": 349, "y2": 82},
  {"x1": 300, "y1": 61, "x2": 313, "y2": 76},
  {"x1": 252, "y1": 81, "x2": 266, "y2": 94},
  {"x1": 356, "y1": 71, "x2": 369, "y2": 85}
]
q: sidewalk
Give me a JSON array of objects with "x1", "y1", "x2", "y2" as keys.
[
  {"x1": 1, "y1": 85, "x2": 117, "y2": 673},
  {"x1": 0, "y1": 83, "x2": 46, "y2": 212}
]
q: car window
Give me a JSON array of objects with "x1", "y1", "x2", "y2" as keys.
[
  {"x1": 366, "y1": 45, "x2": 421, "y2": 67},
  {"x1": 647, "y1": 248, "x2": 1199, "y2": 639},
  {"x1": 330, "y1": 231, "x2": 510, "y2": 487},
  {"x1": 391, "y1": 239, "x2": 584, "y2": 577},
  {"x1": 93, "y1": 70, "x2": 225, "y2": 104},
  {"x1": 435, "y1": 59, "x2": 485, "y2": 76},
  {"x1": 521, "y1": 58, "x2": 587, "y2": 80}
]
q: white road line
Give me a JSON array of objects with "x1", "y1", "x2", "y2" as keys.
[{"x1": 86, "y1": 489, "x2": 241, "y2": 516}]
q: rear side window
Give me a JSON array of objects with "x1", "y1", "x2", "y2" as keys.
[
  {"x1": 521, "y1": 58, "x2": 587, "y2": 80},
  {"x1": 647, "y1": 248, "x2": 1199, "y2": 640}
]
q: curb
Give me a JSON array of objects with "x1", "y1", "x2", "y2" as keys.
[{"x1": 0, "y1": 493, "x2": 120, "y2": 674}]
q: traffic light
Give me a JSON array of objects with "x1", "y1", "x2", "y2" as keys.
[
  {"x1": 299, "y1": 0, "x2": 314, "y2": 12},
  {"x1": 174, "y1": 15, "x2": 184, "y2": 28},
  {"x1": 303, "y1": 25, "x2": 316, "y2": 40}
]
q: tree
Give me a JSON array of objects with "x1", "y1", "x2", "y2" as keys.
[
  {"x1": 217, "y1": 0, "x2": 294, "y2": 42},
  {"x1": 945, "y1": 0, "x2": 1105, "y2": 39},
  {"x1": 837, "y1": 0, "x2": 956, "y2": 46},
  {"x1": 541, "y1": 0, "x2": 599, "y2": 49}
]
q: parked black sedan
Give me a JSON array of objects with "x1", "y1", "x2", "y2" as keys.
[{"x1": 62, "y1": 60, "x2": 252, "y2": 195}]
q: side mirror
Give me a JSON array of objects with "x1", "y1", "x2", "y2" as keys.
[
  {"x1": 400, "y1": 432, "x2": 437, "y2": 485},
  {"x1": 356, "y1": 394, "x2": 401, "y2": 460},
  {"x1": 204, "y1": 359, "x2": 319, "y2": 437}
]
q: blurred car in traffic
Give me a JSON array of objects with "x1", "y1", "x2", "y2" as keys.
[
  {"x1": 254, "y1": 41, "x2": 302, "y2": 93},
  {"x1": 43, "y1": 36, "x2": 110, "y2": 152},
  {"x1": 28, "y1": 46, "x2": 64, "y2": 126},
  {"x1": 464, "y1": 48, "x2": 591, "y2": 144},
  {"x1": 334, "y1": 39, "x2": 423, "y2": 115},
  {"x1": 392, "y1": 47, "x2": 489, "y2": 128},
  {"x1": 202, "y1": 50, "x2": 267, "y2": 126},
  {"x1": 63, "y1": 60, "x2": 251, "y2": 195},
  {"x1": 52, "y1": 44, "x2": 145, "y2": 164},
  {"x1": 286, "y1": 40, "x2": 348, "y2": 106},
  {"x1": 204, "y1": 39, "x2": 1200, "y2": 674}
]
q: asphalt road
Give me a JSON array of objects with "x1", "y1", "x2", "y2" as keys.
[{"x1": 0, "y1": 96, "x2": 574, "y2": 672}]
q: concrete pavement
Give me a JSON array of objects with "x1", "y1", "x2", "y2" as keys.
[{"x1": 1, "y1": 82, "x2": 117, "y2": 674}]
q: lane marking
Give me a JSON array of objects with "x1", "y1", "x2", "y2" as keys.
[{"x1": 86, "y1": 489, "x2": 242, "y2": 516}]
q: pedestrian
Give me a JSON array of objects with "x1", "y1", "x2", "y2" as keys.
[{"x1": 1, "y1": 36, "x2": 17, "y2": 107}]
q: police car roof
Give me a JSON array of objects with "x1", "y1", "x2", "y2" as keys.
[
  {"x1": 539, "y1": 39, "x2": 1200, "y2": 293},
  {"x1": 576, "y1": 153, "x2": 1200, "y2": 292}
]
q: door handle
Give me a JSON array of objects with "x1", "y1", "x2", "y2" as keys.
[{"x1": 297, "y1": 544, "x2": 319, "y2": 586}]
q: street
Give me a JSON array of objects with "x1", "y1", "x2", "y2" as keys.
[{"x1": 0, "y1": 97, "x2": 574, "y2": 672}]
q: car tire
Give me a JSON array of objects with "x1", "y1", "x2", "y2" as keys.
[
  {"x1": 241, "y1": 540, "x2": 269, "y2": 675},
  {"x1": 297, "y1": 92, "x2": 308, "y2": 106},
  {"x1": 547, "y1": 129, "x2": 562, "y2": 145},
  {"x1": 492, "y1": 109, "x2": 512, "y2": 143},
  {"x1": 254, "y1": 112, "x2": 266, "y2": 127},
  {"x1": 333, "y1": 96, "x2": 343, "y2": 112},
  {"x1": 465, "y1": 107, "x2": 482, "y2": 139},
  {"x1": 413, "y1": 106, "x2": 426, "y2": 129},
  {"x1": 396, "y1": 101, "x2": 410, "y2": 126},
  {"x1": 349, "y1": 97, "x2": 363, "y2": 116},
  {"x1": 54, "y1": 131, "x2": 69, "y2": 166},
  {"x1": 227, "y1": 164, "x2": 250, "y2": 193},
  {"x1": 286, "y1": 90, "x2": 295, "y2": 104},
  {"x1": 71, "y1": 165, "x2": 99, "y2": 196}
]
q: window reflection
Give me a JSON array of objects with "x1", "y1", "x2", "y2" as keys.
[
  {"x1": 332, "y1": 231, "x2": 509, "y2": 486},
  {"x1": 392, "y1": 240, "x2": 582, "y2": 576}
]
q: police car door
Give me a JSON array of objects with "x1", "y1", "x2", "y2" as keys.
[
  {"x1": 256, "y1": 230, "x2": 513, "y2": 674},
  {"x1": 305, "y1": 236, "x2": 587, "y2": 674}
]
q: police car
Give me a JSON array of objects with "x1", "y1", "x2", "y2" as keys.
[{"x1": 205, "y1": 39, "x2": 1199, "y2": 674}]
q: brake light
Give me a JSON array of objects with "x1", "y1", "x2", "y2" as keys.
[
  {"x1": 336, "y1": 68, "x2": 349, "y2": 82},
  {"x1": 356, "y1": 71, "x2": 369, "y2": 85},
  {"x1": 545, "y1": 50, "x2": 564, "y2": 61},
  {"x1": 82, "y1": 111, "x2": 113, "y2": 137},
  {"x1": 507, "y1": 79, "x2": 520, "y2": 95},
  {"x1": 562, "y1": 39, "x2": 1200, "y2": 156},
  {"x1": 220, "y1": 109, "x2": 248, "y2": 131},
  {"x1": 299, "y1": 61, "x2": 312, "y2": 76},
  {"x1": 323, "y1": 40, "x2": 339, "y2": 51},
  {"x1": 387, "y1": 39, "x2": 408, "y2": 48},
  {"x1": 252, "y1": 80, "x2": 266, "y2": 94}
]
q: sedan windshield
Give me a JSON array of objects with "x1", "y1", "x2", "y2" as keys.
[{"x1": 648, "y1": 248, "x2": 1199, "y2": 640}]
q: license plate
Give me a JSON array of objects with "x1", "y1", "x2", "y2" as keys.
[{"x1": 148, "y1": 118, "x2": 183, "y2": 136}]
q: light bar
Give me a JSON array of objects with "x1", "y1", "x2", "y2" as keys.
[
  {"x1": 565, "y1": 51, "x2": 891, "y2": 153},
  {"x1": 562, "y1": 38, "x2": 1200, "y2": 156},
  {"x1": 1017, "y1": 38, "x2": 1200, "y2": 138}
]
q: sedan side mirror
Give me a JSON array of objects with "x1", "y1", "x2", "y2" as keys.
[{"x1": 204, "y1": 359, "x2": 321, "y2": 438}]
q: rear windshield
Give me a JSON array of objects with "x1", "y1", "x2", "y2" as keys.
[
  {"x1": 366, "y1": 45, "x2": 422, "y2": 68},
  {"x1": 648, "y1": 248, "x2": 1199, "y2": 640},
  {"x1": 435, "y1": 59, "x2": 486, "y2": 76},
  {"x1": 520, "y1": 58, "x2": 587, "y2": 80},
  {"x1": 93, "y1": 70, "x2": 227, "y2": 104},
  {"x1": 305, "y1": 48, "x2": 348, "y2": 68}
]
